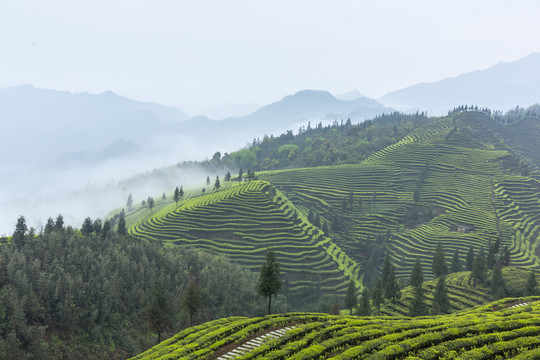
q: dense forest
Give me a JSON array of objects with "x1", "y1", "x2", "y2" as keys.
[{"x1": 0, "y1": 216, "x2": 285, "y2": 359}]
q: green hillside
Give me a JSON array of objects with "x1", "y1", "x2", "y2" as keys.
[
  {"x1": 126, "y1": 110, "x2": 540, "y2": 300},
  {"x1": 131, "y1": 296, "x2": 540, "y2": 360},
  {"x1": 127, "y1": 180, "x2": 362, "y2": 301},
  {"x1": 259, "y1": 111, "x2": 540, "y2": 284}
]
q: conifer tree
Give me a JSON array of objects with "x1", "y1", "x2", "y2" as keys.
[
  {"x1": 344, "y1": 280, "x2": 357, "y2": 315},
  {"x1": 214, "y1": 175, "x2": 221, "y2": 191},
  {"x1": 490, "y1": 263, "x2": 506, "y2": 299},
  {"x1": 81, "y1": 217, "x2": 94, "y2": 236},
  {"x1": 409, "y1": 258, "x2": 423, "y2": 288},
  {"x1": 117, "y1": 210, "x2": 126, "y2": 236},
  {"x1": 183, "y1": 276, "x2": 201, "y2": 327},
  {"x1": 371, "y1": 278, "x2": 383, "y2": 316},
  {"x1": 525, "y1": 269, "x2": 538, "y2": 296},
  {"x1": 431, "y1": 276, "x2": 450, "y2": 315},
  {"x1": 409, "y1": 284, "x2": 427, "y2": 317},
  {"x1": 257, "y1": 248, "x2": 282, "y2": 315},
  {"x1": 12, "y1": 215, "x2": 27, "y2": 249},
  {"x1": 224, "y1": 171, "x2": 231, "y2": 181},
  {"x1": 179, "y1": 186, "x2": 184, "y2": 199},
  {"x1": 148, "y1": 281, "x2": 169, "y2": 343},
  {"x1": 471, "y1": 250, "x2": 487, "y2": 285},
  {"x1": 357, "y1": 288, "x2": 371, "y2": 316},
  {"x1": 127, "y1": 193, "x2": 133, "y2": 209},
  {"x1": 451, "y1": 249, "x2": 462, "y2": 273},
  {"x1": 466, "y1": 246, "x2": 475, "y2": 271},
  {"x1": 174, "y1": 186, "x2": 180, "y2": 205},
  {"x1": 432, "y1": 243, "x2": 448, "y2": 278}
]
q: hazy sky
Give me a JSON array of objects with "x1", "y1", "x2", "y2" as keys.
[{"x1": 1, "y1": 0, "x2": 539, "y2": 111}]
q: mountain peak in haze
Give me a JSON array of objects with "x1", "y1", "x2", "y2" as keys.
[{"x1": 378, "y1": 52, "x2": 540, "y2": 114}]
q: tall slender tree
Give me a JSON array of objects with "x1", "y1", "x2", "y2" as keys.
[
  {"x1": 431, "y1": 276, "x2": 450, "y2": 315},
  {"x1": 344, "y1": 280, "x2": 357, "y2": 315},
  {"x1": 525, "y1": 269, "x2": 538, "y2": 296},
  {"x1": 257, "y1": 248, "x2": 282, "y2": 315},
  {"x1": 490, "y1": 264, "x2": 506, "y2": 299},
  {"x1": 357, "y1": 288, "x2": 371, "y2": 316},
  {"x1": 409, "y1": 258, "x2": 424, "y2": 288},
  {"x1": 451, "y1": 249, "x2": 462, "y2": 273},
  {"x1": 183, "y1": 276, "x2": 202, "y2": 327},
  {"x1": 432, "y1": 243, "x2": 448, "y2": 278},
  {"x1": 174, "y1": 186, "x2": 180, "y2": 205}
]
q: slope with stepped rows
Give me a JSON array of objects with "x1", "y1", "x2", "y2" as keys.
[
  {"x1": 260, "y1": 112, "x2": 540, "y2": 282},
  {"x1": 129, "y1": 180, "x2": 362, "y2": 295},
  {"x1": 131, "y1": 297, "x2": 540, "y2": 360}
]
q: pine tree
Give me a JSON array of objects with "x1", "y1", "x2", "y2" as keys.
[
  {"x1": 127, "y1": 193, "x2": 133, "y2": 209},
  {"x1": 451, "y1": 249, "x2": 462, "y2": 273},
  {"x1": 525, "y1": 269, "x2": 538, "y2": 296},
  {"x1": 147, "y1": 197, "x2": 155, "y2": 212},
  {"x1": 12, "y1": 215, "x2": 27, "y2": 249},
  {"x1": 471, "y1": 250, "x2": 487, "y2": 285},
  {"x1": 179, "y1": 186, "x2": 184, "y2": 199},
  {"x1": 432, "y1": 243, "x2": 448, "y2": 278},
  {"x1": 431, "y1": 276, "x2": 450, "y2": 315},
  {"x1": 93, "y1": 218, "x2": 102, "y2": 236},
  {"x1": 117, "y1": 210, "x2": 126, "y2": 236},
  {"x1": 148, "y1": 281, "x2": 169, "y2": 344},
  {"x1": 409, "y1": 258, "x2": 423, "y2": 288},
  {"x1": 239, "y1": 168, "x2": 243, "y2": 181},
  {"x1": 490, "y1": 263, "x2": 506, "y2": 299},
  {"x1": 224, "y1": 171, "x2": 231, "y2": 181},
  {"x1": 183, "y1": 276, "x2": 201, "y2": 327},
  {"x1": 408, "y1": 285, "x2": 427, "y2": 317},
  {"x1": 357, "y1": 288, "x2": 371, "y2": 316},
  {"x1": 371, "y1": 278, "x2": 383, "y2": 316},
  {"x1": 257, "y1": 248, "x2": 282, "y2": 315},
  {"x1": 81, "y1": 217, "x2": 94, "y2": 236},
  {"x1": 214, "y1": 176, "x2": 221, "y2": 191},
  {"x1": 466, "y1": 246, "x2": 475, "y2": 271},
  {"x1": 174, "y1": 186, "x2": 180, "y2": 205},
  {"x1": 206, "y1": 176, "x2": 210, "y2": 186},
  {"x1": 344, "y1": 280, "x2": 357, "y2": 315}
]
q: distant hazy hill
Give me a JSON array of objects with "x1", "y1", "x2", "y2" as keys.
[
  {"x1": 379, "y1": 52, "x2": 540, "y2": 114},
  {"x1": 220, "y1": 89, "x2": 391, "y2": 135}
]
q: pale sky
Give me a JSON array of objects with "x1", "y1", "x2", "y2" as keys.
[{"x1": 1, "y1": 0, "x2": 539, "y2": 111}]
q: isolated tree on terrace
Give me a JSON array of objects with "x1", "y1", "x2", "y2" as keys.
[
  {"x1": 357, "y1": 288, "x2": 371, "y2": 316},
  {"x1": 238, "y1": 168, "x2": 244, "y2": 181},
  {"x1": 127, "y1": 193, "x2": 133, "y2": 209},
  {"x1": 471, "y1": 250, "x2": 487, "y2": 285},
  {"x1": 206, "y1": 176, "x2": 210, "y2": 186},
  {"x1": 214, "y1": 175, "x2": 221, "y2": 191},
  {"x1": 451, "y1": 249, "x2": 462, "y2": 273},
  {"x1": 224, "y1": 171, "x2": 231, "y2": 182},
  {"x1": 257, "y1": 248, "x2": 282, "y2": 315},
  {"x1": 432, "y1": 243, "x2": 448, "y2": 278},
  {"x1": 382, "y1": 256, "x2": 401, "y2": 302},
  {"x1": 147, "y1": 197, "x2": 155, "y2": 212},
  {"x1": 490, "y1": 263, "x2": 506, "y2": 299},
  {"x1": 344, "y1": 280, "x2": 357, "y2": 315},
  {"x1": 525, "y1": 269, "x2": 538, "y2": 296},
  {"x1": 409, "y1": 283, "x2": 427, "y2": 317},
  {"x1": 174, "y1": 186, "x2": 180, "y2": 205},
  {"x1": 179, "y1": 186, "x2": 184, "y2": 199},
  {"x1": 371, "y1": 278, "x2": 384, "y2": 316},
  {"x1": 409, "y1": 258, "x2": 424, "y2": 288},
  {"x1": 431, "y1": 276, "x2": 450, "y2": 315}
]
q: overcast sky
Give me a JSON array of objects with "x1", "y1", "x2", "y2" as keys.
[{"x1": 1, "y1": 0, "x2": 539, "y2": 112}]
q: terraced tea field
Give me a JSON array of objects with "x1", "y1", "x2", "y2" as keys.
[
  {"x1": 259, "y1": 112, "x2": 540, "y2": 281},
  {"x1": 131, "y1": 296, "x2": 540, "y2": 359},
  {"x1": 128, "y1": 180, "x2": 362, "y2": 295}
]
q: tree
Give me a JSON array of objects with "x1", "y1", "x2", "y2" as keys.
[
  {"x1": 408, "y1": 284, "x2": 427, "y2": 317},
  {"x1": 257, "y1": 248, "x2": 282, "y2": 315},
  {"x1": 239, "y1": 168, "x2": 243, "y2": 181},
  {"x1": 81, "y1": 217, "x2": 94, "y2": 236},
  {"x1": 147, "y1": 197, "x2": 155, "y2": 212},
  {"x1": 214, "y1": 176, "x2": 221, "y2": 191},
  {"x1": 179, "y1": 186, "x2": 184, "y2": 199},
  {"x1": 183, "y1": 276, "x2": 201, "y2": 327},
  {"x1": 371, "y1": 278, "x2": 384, "y2": 316},
  {"x1": 174, "y1": 186, "x2": 180, "y2": 205},
  {"x1": 432, "y1": 243, "x2": 448, "y2": 278},
  {"x1": 102, "y1": 220, "x2": 111, "y2": 238},
  {"x1": 224, "y1": 171, "x2": 231, "y2": 182},
  {"x1": 382, "y1": 256, "x2": 401, "y2": 302},
  {"x1": 148, "y1": 281, "x2": 169, "y2": 344},
  {"x1": 490, "y1": 263, "x2": 506, "y2": 299},
  {"x1": 202, "y1": 188, "x2": 206, "y2": 195},
  {"x1": 413, "y1": 186, "x2": 420, "y2": 204},
  {"x1": 431, "y1": 276, "x2": 450, "y2": 315},
  {"x1": 357, "y1": 288, "x2": 371, "y2": 316},
  {"x1": 451, "y1": 249, "x2": 462, "y2": 273},
  {"x1": 93, "y1": 218, "x2": 102, "y2": 236},
  {"x1": 117, "y1": 210, "x2": 126, "y2": 236},
  {"x1": 162, "y1": 192, "x2": 166, "y2": 200},
  {"x1": 471, "y1": 250, "x2": 487, "y2": 285},
  {"x1": 466, "y1": 246, "x2": 475, "y2": 271},
  {"x1": 44, "y1": 217, "x2": 55, "y2": 234},
  {"x1": 409, "y1": 258, "x2": 423, "y2": 288},
  {"x1": 344, "y1": 280, "x2": 357, "y2": 315},
  {"x1": 127, "y1": 193, "x2": 133, "y2": 209},
  {"x1": 525, "y1": 269, "x2": 538, "y2": 296},
  {"x1": 54, "y1": 214, "x2": 64, "y2": 232},
  {"x1": 12, "y1": 215, "x2": 27, "y2": 249},
  {"x1": 206, "y1": 176, "x2": 210, "y2": 186}
]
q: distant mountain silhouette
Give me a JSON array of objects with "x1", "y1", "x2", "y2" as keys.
[{"x1": 378, "y1": 53, "x2": 540, "y2": 114}]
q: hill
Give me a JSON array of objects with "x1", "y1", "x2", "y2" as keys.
[
  {"x1": 378, "y1": 52, "x2": 540, "y2": 114},
  {"x1": 131, "y1": 296, "x2": 540, "y2": 359},
  {"x1": 126, "y1": 110, "x2": 540, "y2": 301}
]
